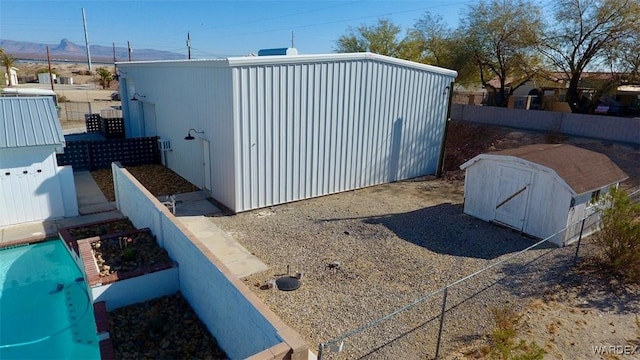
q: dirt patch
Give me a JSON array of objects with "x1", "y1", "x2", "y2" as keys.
[
  {"x1": 443, "y1": 120, "x2": 639, "y2": 190},
  {"x1": 91, "y1": 164, "x2": 199, "y2": 202}
]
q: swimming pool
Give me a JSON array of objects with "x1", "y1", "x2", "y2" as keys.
[{"x1": 0, "y1": 239, "x2": 100, "y2": 359}]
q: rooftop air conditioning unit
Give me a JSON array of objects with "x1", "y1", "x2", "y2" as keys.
[{"x1": 158, "y1": 138, "x2": 172, "y2": 151}]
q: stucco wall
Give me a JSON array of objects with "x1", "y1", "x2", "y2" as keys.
[
  {"x1": 451, "y1": 104, "x2": 640, "y2": 145},
  {"x1": 111, "y1": 162, "x2": 308, "y2": 359}
]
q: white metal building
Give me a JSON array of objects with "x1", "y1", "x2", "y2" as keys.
[
  {"x1": 117, "y1": 52, "x2": 457, "y2": 212},
  {"x1": 460, "y1": 144, "x2": 628, "y2": 246},
  {"x1": 0, "y1": 97, "x2": 78, "y2": 226}
]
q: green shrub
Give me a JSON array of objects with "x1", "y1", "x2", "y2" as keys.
[
  {"x1": 596, "y1": 187, "x2": 640, "y2": 283},
  {"x1": 487, "y1": 307, "x2": 545, "y2": 360}
]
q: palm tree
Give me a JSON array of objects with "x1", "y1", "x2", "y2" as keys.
[{"x1": 1, "y1": 49, "x2": 16, "y2": 87}]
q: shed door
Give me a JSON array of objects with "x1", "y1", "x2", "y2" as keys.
[
  {"x1": 493, "y1": 166, "x2": 532, "y2": 230},
  {"x1": 0, "y1": 163, "x2": 64, "y2": 226}
]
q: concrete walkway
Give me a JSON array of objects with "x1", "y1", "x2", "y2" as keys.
[
  {"x1": 178, "y1": 215, "x2": 269, "y2": 278},
  {"x1": 74, "y1": 171, "x2": 116, "y2": 215},
  {"x1": 157, "y1": 191, "x2": 269, "y2": 278},
  {"x1": 0, "y1": 210, "x2": 124, "y2": 245}
]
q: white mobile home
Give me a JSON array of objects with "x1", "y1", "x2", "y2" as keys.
[
  {"x1": 460, "y1": 144, "x2": 628, "y2": 246},
  {"x1": 0, "y1": 97, "x2": 78, "y2": 226},
  {"x1": 117, "y1": 52, "x2": 457, "y2": 212}
]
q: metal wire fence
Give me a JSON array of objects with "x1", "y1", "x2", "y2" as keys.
[{"x1": 317, "y1": 211, "x2": 603, "y2": 359}]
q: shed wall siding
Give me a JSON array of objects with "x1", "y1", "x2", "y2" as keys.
[
  {"x1": 522, "y1": 169, "x2": 571, "y2": 244},
  {"x1": 463, "y1": 158, "x2": 572, "y2": 246},
  {"x1": 232, "y1": 60, "x2": 452, "y2": 211},
  {"x1": 120, "y1": 65, "x2": 237, "y2": 209},
  {"x1": 0, "y1": 147, "x2": 65, "y2": 226},
  {"x1": 462, "y1": 161, "x2": 496, "y2": 221}
]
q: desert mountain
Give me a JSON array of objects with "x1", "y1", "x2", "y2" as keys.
[{"x1": 0, "y1": 39, "x2": 186, "y2": 62}]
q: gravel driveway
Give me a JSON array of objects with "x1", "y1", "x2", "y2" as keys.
[{"x1": 209, "y1": 177, "x2": 577, "y2": 358}]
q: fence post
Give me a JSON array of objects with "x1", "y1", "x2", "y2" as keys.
[
  {"x1": 317, "y1": 343, "x2": 325, "y2": 360},
  {"x1": 573, "y1": 218, "x2": 586, "y2": 266},
  {"x1": 434, "y1": 286, "x2": 448, "y2": 360}
]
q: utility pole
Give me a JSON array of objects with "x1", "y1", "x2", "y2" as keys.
[
  {"x1": 112, "y1": 42, "x2": 117, "y2": 75},
  {"x1": 128, "y1": 41, "x2": 132, "y2": 61},
  {"x1": 46, "y1": 46, "x2": 55, "y2": 91},
  {"x1": 291, "y1": 31, "x2": 294, "y2": 48},
  {"x1": 81, "y1": 8, "x2": 92, "y2": 71},
  {"x1": 186, "y1": 32, "x2": 191, "y2": 60}
]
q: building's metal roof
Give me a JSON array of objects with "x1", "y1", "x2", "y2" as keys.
[
  {"x1": 0, "y1": 96, "x2": 65, "y2": 148},
  {"x1": 462, "y1": 144, "x2": 629, "y2": 195},
  {"x1": 117, "y1": 52, "x2": 459, "y2": 77}
]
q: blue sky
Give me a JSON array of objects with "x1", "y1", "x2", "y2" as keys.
[{"x1": 0, "y1": 0, "x2": 474, "y2": 58}]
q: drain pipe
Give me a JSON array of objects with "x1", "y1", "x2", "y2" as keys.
[{"x1": 436, "y1": 81, "x2": 454, "y2": 178}]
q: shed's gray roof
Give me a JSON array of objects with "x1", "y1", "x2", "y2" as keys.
[
  {"x1": 488, "y1": 144, "x2": 628, "y2": 195},
  {"x1": 0, "y1": 97, "x2": 64, "y2": 148}
]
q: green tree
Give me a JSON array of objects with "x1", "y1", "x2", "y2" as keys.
[
  {"x1": 407, "y1": 13, "x2": 452, "y2": 65},
  {"x1": 335, "y1": 19, "x2": 403, "y2": 57},
  {"x1": 460, "y1": 0, "x2": 544, "y2": 107},
  {"x1": 1, "y1": 49, "x2": 16, "y2": 87},
  {"x1": 409, "y1": 13, "x2": 479, "y2": 86},
  {"x1": 540, "y1": 0, "x2": 640, "y2": 113},
  {"x1": 596, "y1": 188, "x2": 640, "y2": 283},
  {"x1": 96, "y1": 67, "x2": 114, "y2": 89}
]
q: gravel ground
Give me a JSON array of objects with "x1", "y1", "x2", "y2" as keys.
[{"x1": 209, "y1": 177, "x2": 584, "y2": 358}]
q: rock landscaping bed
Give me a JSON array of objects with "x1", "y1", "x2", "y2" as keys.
[
  {"x1": 108, "y1": 292, "x2": 227, "y2": 359},
  {"x1": 91, "y1": 229, "x2": 172, "y2": 277},
  {"x1": 66, "y1": 218, "x2": 137, "y2": 240},
  {"x1": 91, "y1": 164, "x2": 199, "y2": 202}
]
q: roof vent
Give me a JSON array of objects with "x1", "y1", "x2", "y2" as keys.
[{"x1": 257, "y1": 48, "x2": 298, "y2": 56}]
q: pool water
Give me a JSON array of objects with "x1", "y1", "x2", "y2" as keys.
[{"x1": 0, "y1": 239, "x2": 100, "y2": 359}]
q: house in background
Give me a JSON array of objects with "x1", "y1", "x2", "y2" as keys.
[
  {"x1": 460, "y1": 144, "x2": 628, "y2": 246},
  {"x1": 117, "y1": 52, "x2": 457, "y2": 213},
  {"x1": 3, "y1": 67, "x2": 18, "y2": 86},
  {"x1": 0, "y1": 97, "x2": 78, "y2": 226}
]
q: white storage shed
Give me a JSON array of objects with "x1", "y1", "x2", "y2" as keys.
[
  {"x1": 0, "y1": 97, "x2": 78, "y2": 226},
  {"x1": 117, "y1": 52, "x2": 457, "y2": 212},
  {"x1": 460, "y1": 144, "x2": 628, "y2": 246}
]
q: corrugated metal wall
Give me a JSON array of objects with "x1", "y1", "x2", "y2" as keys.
[
  {"x1": 119, "y1": 62, "x2": 237, "y2": 209},
  {"x1": 232, "y1": 59, "x2": 454, "y2": 212}
]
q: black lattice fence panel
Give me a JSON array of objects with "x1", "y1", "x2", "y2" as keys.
[
  {"x1": 101, "y1": 117, "x2": 125, "y2": 138},
  {"x1": 57, "y1": 137, "x2": 160, "y2": 171},
  {"x1": 85, "y1": 114, "x2": 101, "y2": 133},
  {"x1": 57, "y1": 141, "x2": 93, "y2": 171},
  {"x1": 84, "y1": 114, "x2": 124, "y2": 138}
]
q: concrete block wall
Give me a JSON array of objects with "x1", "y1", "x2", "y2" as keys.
[
  {"x1": 111, "y1": 162, "x2": 309, "y2": 360},
  {"x1": 451, "y1": 104, "x2": 640, "y2": 145}
]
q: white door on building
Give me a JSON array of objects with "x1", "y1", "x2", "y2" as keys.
[
  {"x1": 142, "y1": 103, "x2": 157, "y2": 136},
  {"x1": 202, "y1": 139, "x2": 211, "y2": 193},
  {"x1": 493, "y1": 166, "x2": 532, "y2": 230}
]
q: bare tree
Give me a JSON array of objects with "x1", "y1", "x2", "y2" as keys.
[{"x1": 540, "y1": 0, "x2": 640, "y2": 113}]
